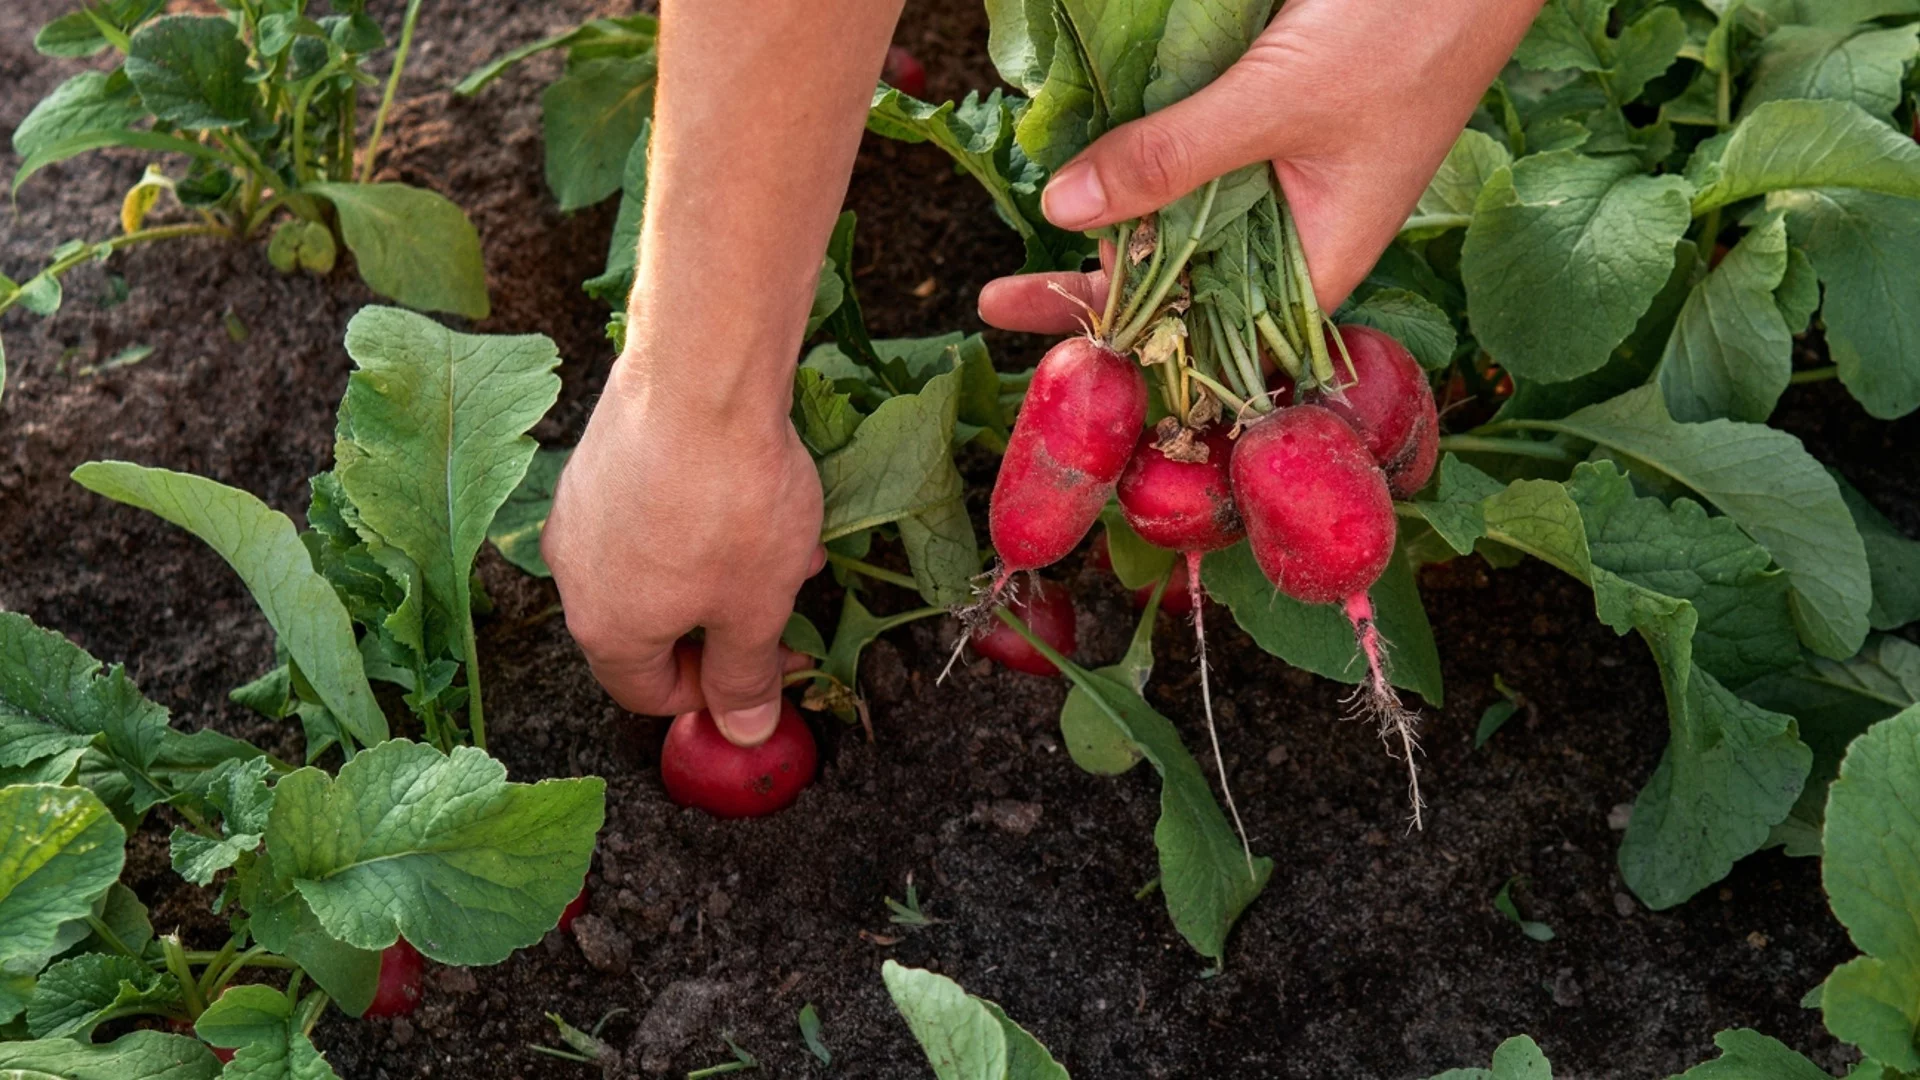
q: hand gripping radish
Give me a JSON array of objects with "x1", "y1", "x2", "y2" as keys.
[{"x1": 1230, "y1": 404, "x2": 1425, "y2": 826}]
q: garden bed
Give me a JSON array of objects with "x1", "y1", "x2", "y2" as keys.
[{"x1": 3, "y1": 0, "x2": 1916, "y2": 1076}]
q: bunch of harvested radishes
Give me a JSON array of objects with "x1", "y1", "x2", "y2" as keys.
[{"x1": 966, "y1": 175, "x2": 1439, "y2": 827}]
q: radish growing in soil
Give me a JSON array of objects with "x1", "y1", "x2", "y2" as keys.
[
  {"x1": 364, "y1": 940, "x2": 425, "y2": 1018},
  {"x1": 559, "y1": 888, "x2": 590, "y2": 933},
  {"x1": 1230, "y1": 404, "x2": 1424, "y2": 824},
  {"x1": 661, "y1": 701, "x2": 818, "y2": 818},
  {"x1": 883, "y1": 45, "x2": 926, "y2": 98},
  {"x1": 969, "y1": 577, "x2": 1077, "y2": 676}
]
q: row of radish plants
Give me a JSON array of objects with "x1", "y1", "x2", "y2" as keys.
[{"x1": 5, "y1": 0, "x2": 1920, "y2": 1075}]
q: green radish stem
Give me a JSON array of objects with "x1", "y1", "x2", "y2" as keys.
[
  {"x1": 1186, "y1": 368, "x2": 1252, "y2": 418},
  {"x1": 360, "y1": 0, "x2": 424, "y2": 183},
  {"x1": 1114, "y1": 179, "x2": 1221, "y2": 352},
  {"x1": 1102, "y1": 222, "x2": 1134, "y2": 332},
  {"x1": 1113, "y1": 221, "x2": 1167, "y2": 337},
  {"x1": 1437, "y1": 435, "x2": 1580, "y2": 462}
]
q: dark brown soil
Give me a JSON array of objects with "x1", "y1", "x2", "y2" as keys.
[{"x1": 3, "y1": 1, "x2": 1914, "y2": 1077}]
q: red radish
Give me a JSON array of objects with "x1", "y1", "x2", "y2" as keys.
[
  {"x1": 661, "y1": 701, "x2": 817, "y2": 818},
  {"x1": 172, "y1": 1020, "x2": 235, "y2": 1063},
  {"x1": 1232, "y1": 405, "x2": 1425, "y2": 825},
  {"x1": 1116, "y1": 428, "x2": 1243, "y2": 554},
  {"x1": 558, "y1": 887, "x2": 589, "y2": 933},
  {"x1": 970, "y1": 577, "x2": 1077, "y2": 676},
  {"x1": 1133, "y1": 559, "x2": 1198, "y2": 616},
  {"x1": 364, "y1": 940, "x2": 424, "y2": 1018},
  {"x1": 1269, "y1": 327, "x2": 1439, "y2": 497},
  {"x1": 1089, "y1": 531, "x2": 1114, "y2": 573},
  {"x1": 883, "y1": 45, "x2": 927, "y2": 98},
  {"x1": 1318, "y1": 325, "x2": 1438, "y2": 497},
  {"x1": 989, "y1": 338, "x2": 1149, "y2": 582}
]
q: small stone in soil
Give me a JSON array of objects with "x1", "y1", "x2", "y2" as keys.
[
  {"x1": 631, "y1": 977, "x2": 736, "y2": 1076},
  {"x1": 1614, "y1": 892, "x2": 1637, "y2": 918},
  {"x1": 571, "y1": 914, "x2": 633, "y2": 975},
  {"x1": 1607, "y1": 803, "x2": 1634, "y2": 831},
  {"x1": 973, "y1": 799, "x2": 1043, "y2": 836}
]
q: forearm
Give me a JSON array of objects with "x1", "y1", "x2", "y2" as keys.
[{"x1": 616, "y1": 0, "x2": 904, "y2": 426}]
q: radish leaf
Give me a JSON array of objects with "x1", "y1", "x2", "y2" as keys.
[
  {"x1": 1424, "y1": 1034, "x2": 1552, "y2": 1079},
  {"x1": 0, "y1": 784, "x2": 124, "y2": 1023},
  {"x1": 196, "y1": 983, "x2": 341, "y2": 1079},
  {"x1": 486, "y1": 447, "x2": 570, "y2": 579},
  {"x1": 1689, "y1": 99, "x2": 1920, "y2": 214},
  {"x1": 1832, "y1": 474, "x2": 1920, "y2": 631},
  {"x1": 1462, "y1": 151, "x2": 1693, "y2": 382},
  {"x1": 1657, "y1": 213, "x2": 1793, "y2": 423},
  {"x1": 73, "y1": 463, "x2": 390, "y2": 752},
  {"x1": 1520, "y1": 386, "x2": 1871, "y2": 659},
  {"x1": 542, "y1": 55, "x2": 656, "y2": 212},
  {"x1": 1671, "y1": 1029, "x2": 1832, "y2": 1079},
  {"x1": 11, "y1": 71, "x2": 144, "y2": 165},
  {"x1": 260, "y1": 740, "x2": 603, "y2": 966},
  {"x1": 26, "y1": 953, "x2": 179, "y2": 1040},
  {"x1": 124, "y1": 15, "x2": 250, "y2": 130},
  {"x1": 0, "y1": 1030, "x2": 222, "y2": 1079},
  {"x1": 1404, "y1": 129, "x2": 1512, "y2": 241},
  {"x1": 884, "y1": 961, "x2": 1068, "y2": 1080},
  {"x1": 1816, "y1": 704, "x2": 1920, "y2": 1070},
  {"x1": 1743, "y1": 23, "x2": 1920, "y2": 122}
]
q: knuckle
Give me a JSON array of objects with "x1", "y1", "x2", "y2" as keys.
[{"x1": 1124, "y1": 124, "x2": 1194, "y2": 200}]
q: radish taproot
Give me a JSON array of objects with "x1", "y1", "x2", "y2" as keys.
[
  {"x1": 661, "y1": 702, "x2": 817, "y2": 818},
  {"x1": 988, "y1": 338, "x2": 1148, "y2": 581},
  {"x1": 969, "y1": 577, "x2": 1077, "y2": 676},
  {"x1": 364, "y1": 940, "x2": 424, "y2": 1018},
  {"x1": 1231, "y1": 404, "x2": 1425, "y2": 824}
]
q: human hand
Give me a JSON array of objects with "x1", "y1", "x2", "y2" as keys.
[
  {"x1": 978, "y1": 0, "x2": 1542, "y2": 332},
  {"x1": 542, "y1": 364, "x2": 825, "y2": 747}
]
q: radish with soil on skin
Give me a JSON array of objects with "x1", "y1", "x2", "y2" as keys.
[
  {"x1": 661, "y1": 700, "x2": 817, "y2": 818},
  {"x1": 988, "y1": 338, "x2": 1149, "y2": 581},
  {"x1": 883, "y1": 45, "x2": 926, "y2": 98},
  {"x1": 969, "y1": 576, "x2": 1077, "y2": 676},
  {"x1": 1230, "y1": 403, "x2": 1426, "y2": 825},
  {"x1": 1272, "y1": 326, "x2": 1438, "y2": 498},
  {"x1": 364, "y1": 940, "x2": 425, "y2": 1018}
]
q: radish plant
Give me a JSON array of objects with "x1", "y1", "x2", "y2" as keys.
[
  {"x1": 0, "y1": 306, "x2": 603, "y2": 1073},
  {"x1": 1, "y1": 0, "x2": 492, "y2": 395}
]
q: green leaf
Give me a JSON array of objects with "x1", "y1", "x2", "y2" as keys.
[
  {"x1": 27, "y1": 953, "x2": 180, "y2": 1039},
  {"x1": 984, "y1": 0, "x2": 1057, "y2": 94},
  {"x1": 73, "y1": 462, "x2": 389, "y2": 749},
  {"x1": 1513, "y1": 0, "x2": 1610, "y2": 73},
  {"x1": 124, "y1": 15, "x2": 250, "y2": 130},
  {"x1": 1567, "y1": 461, "x2": 1800, "y2": 688},
  {"x1": 241, "y1": 889, "x2": 379, "y2": 1018},
  {"x1": 1670, "y1": 1028, "x2": 1834, "y2": 1079},
  {"x1": 1690, "y1": 100, "x2": 1920, "y2": 214},
  {"x1": 1054, "y1": 0, "x2": 1178, "y2": 128},
  {"x1": 882, "y1": 962, "x2": 1067, "y2": 1080},
  {"x1": 13, "y1": 127, "x2": 234, "y2": 197},
  {"x1": 1039, "y1": 651, "x2": 1272, "y2": 961},
  {"x1": 1750, "y1": 0, "x2": 1920, "y2": 25},
  {"x1": 1342, "y1": 289, "x2": 1457, "y2": 372},
  {"x1": 1517, "y1": 385, "x2": 1871, "y2": 659},
  {"x1": 1479, "y1": 470, "x2": 1810, "y2": 909},
  {"x1": 1744, "y1": 634, "x2": 1920, "y2": 854},
  {"x1": 792, "y1": 368, "x2": 864, "y2": 456},
  {"x1": 1101, "y1": 509, "x2": 1175, "y2": 590},
  {"x1": 0, "y1": 784, "x2": 125, "y2": 1013},
  {"x1": 1060, "y1": 581, "x2": 1159, "y2": 776},
  {"x1": 35, "y1": 12, "x2": 115, "y2": 57},
  {"x1": 335, "y1": 306, "x2": 560, "y2": 668},
  {"x1": 1017, "y1": 8, "x2": 1102, "y2": 171},
  {"x1": 541, "y1": 55, "x2": 656, "y2": 211},
  {"x1": 487, "y1": 447, "x2": 569, "y2": 578},
  {"x1": 168, "y1": 757, "x2": 273, "y2": 885},
  {"x1": 1492, "y1": 877, "x2": 1555, "y2": 942},
  {"x1": 1412, "y1": 455, "x2": 1506, "y2": 557},
  {"x1": 1774, "y1": 246, "x2": 1819, "y2": 336},
  {"x1": 453, "y1": 15, "x2": 657, "y2": 96},
  {"x1": 1462, "y1": 152, "x2": 1694, "y2": 382},
  {"x1": 1427, "y1": 1034, "x2": 1554, "y2": 1080},
  {"x1": 1818, "y1": 704, "x2": 1920, "y2": 1070},
  {"x1": 582, "y1": 120, "x2": 650, "y2": 305},
  {"x1": 1611, "y1": 5, "x2": 1687, "y2": 101},
  {"x1": 0, "y1": 612, "x2": 175, "y2": 812},
  {"x1": 0, "y1": 1030, "x2": 222, "y2": 1080},
  {"x1": 798, "y1": 1002, "x2": 831, "y2": 1066},
  {"x1": 1658, "y1": 213, "x2": 1792, "y2": 423},
  {"x1": 12, "y1": 71, "x2": 146, "y2": 164},
  {"x1": 1771, "y1": 187, "x2": 1920, "y2": 419},
  {"x1": 196, "y1": 984, "x2": 341, "y2": 1079},
  {"x1": 1833, "y1": 475, "x2": 1920, "y2": 631},
  {"x1": 816, "y1": 369, "x2": 976, "y2": 605},
  {"x1": 1403, "y1": 129, "x2": 1512, "y2": 240},
  {"x1": 867, "y1": 88, "x2": 1091, "y2": 274},
  {"x1": 1203, "y1": 539, "x2": 1444, "y2": 706},
  {"x1": 1142, "y1": 0, "x2": 1275, "y2": 114},
  {"x1": 307, "y1": 184, "x2": 490, "y2": 319},
  {"x1": 260, "y1": 740, "x2": 603, "y2": 966},
  {"x1": 1743, "y1": 24, "x2": 1920, "y2": 123}
]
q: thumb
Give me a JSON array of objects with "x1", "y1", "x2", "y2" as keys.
[
  {"x1": 1040, "y1": 58, "x2": 1289, "y2": 232},
  {"x1": 699, "y1": 617, "x2": 790, "y2": 748}
]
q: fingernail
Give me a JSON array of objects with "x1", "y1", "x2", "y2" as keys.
[
  {"x1": 1043, "y1": 161, "x2": 1106, "y2": 227},
  {"x1": 713, "y1": 700, "x2": 781, "y2": 747}
]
